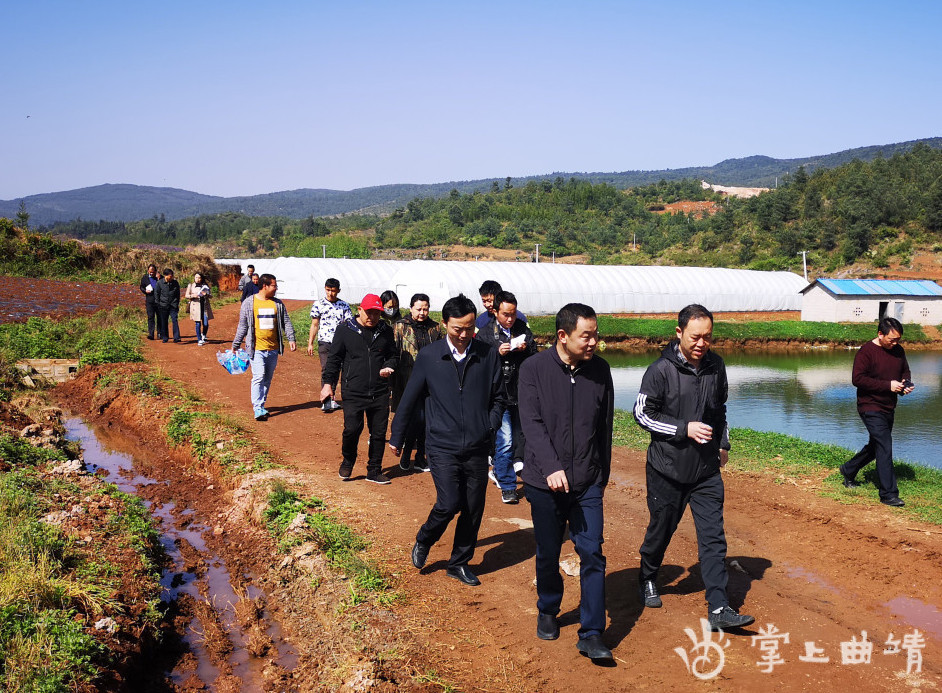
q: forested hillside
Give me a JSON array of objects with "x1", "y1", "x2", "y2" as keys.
[
  {"x1": 32, "y1": 144, "x2": 942, "y2": 276},
  {"x1": 5, "y1": 138, "x2": 941, "y2": 226}
]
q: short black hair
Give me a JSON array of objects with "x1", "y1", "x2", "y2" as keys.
[
  {"x1": 325, "y1": 277, "x2": 340, "y2": 290},
  {"x1": 380, "y1": 290, "x2": 399, "y2": 306},
  {"x1": 494, "y1": 290, "x2": 517, "y2": 310},
  {"x1": 556, "y1": 303, "x2": 596, "y2": 335},
  {"x1": 147, "y1": 263, "x2": 157, "y2": 271},
  {"x1": 247, "y1": 264, "x2": 255, "y2": 271},
  {"x1": 442, "y1": 294, "x2": 477, "y2": 323},
  {"x1": 478, "y1": 280, "x2": 503, "y2": 297},
  {"x1": 410, "y1": 293, "x2": 430, "y2": 306},
  {"x1": 678, "y1": 304, "x2": 714, "y2": 330},
  {"x1": 259, "y1": 273, "x2": 276, "y2": 288},
  {"x1": 162, "y1": 268, "x2": 174, "y2": 277},
  {"x1": 879, "y1": 316, "x2": 903, "y2": 337}
]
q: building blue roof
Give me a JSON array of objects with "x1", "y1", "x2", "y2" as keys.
[{"x1": 808, "y1": 278, "x2": 942, "y2": 297}]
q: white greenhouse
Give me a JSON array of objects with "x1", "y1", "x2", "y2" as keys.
[{"x1": 217, "y1": 258, "x2": 806, "y2": 314}]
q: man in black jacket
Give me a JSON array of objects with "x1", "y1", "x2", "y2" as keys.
[
  {"x1": 139, "y1": 264, "x2": 159, "y2": 340},
  {"x1": 321, "y1": 294, "x2": 398, "y2": 485},
  {"x1": 389, "y1": 294, "x2": 505, "y2": 587},
  {"x1": 633, "y1": 304, "x2": 754, "y2": 631},
  {"x1": 154, "y1": 268, "x2": 181, "y2": 343},
  {"x1": 476, "y1": 290, "x2": 536, "y2": 503},
  {"x1": 518, "y1": 303, "x2": 614, "y2": 661}
]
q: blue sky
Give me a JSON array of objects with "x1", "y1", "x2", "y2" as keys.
[{"x1": 2, "y1": 0, "x2": 940, "y2": 199}]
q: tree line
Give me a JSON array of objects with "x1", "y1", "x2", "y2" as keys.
[{"x1": 35, "y1": 143, "x2": 942, "y2": 273}]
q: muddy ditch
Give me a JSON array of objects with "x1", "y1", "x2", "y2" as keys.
[
  {"x1": 63, "y1": 416, "x2": 297, "y2": 691},
  {"x1": 54, "y1": 367, "x2": 446, "y2": 693}
]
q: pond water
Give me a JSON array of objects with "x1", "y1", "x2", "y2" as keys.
[{"x1": 606, "y1": 348, "x2": 942, "y2": 471}]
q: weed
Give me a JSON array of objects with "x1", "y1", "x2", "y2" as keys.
[
  {"x1": 414, "y1": 670, "x2": 459, "y2": 692},
  {"x1": 264, "y1": 483, "x2": 396, "y2": 603},
  {"x1": 165, "y1": 407, "x2": 195, "y2": 445}
]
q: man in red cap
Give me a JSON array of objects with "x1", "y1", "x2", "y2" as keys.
[{"x1": 321, "y1": 294, "x2": 398, "y2": 484}]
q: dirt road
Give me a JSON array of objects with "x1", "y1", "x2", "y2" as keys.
[{"x1": 142, "y1": 300, "x2": 941, "y2": 691}]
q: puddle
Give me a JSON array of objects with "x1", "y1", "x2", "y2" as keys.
[
  {"x1": 63, "y1": 416, "x2": 297, "y2": 689},
  {"x1": 782, "y1": 564, "x2": 842, "y2": 595},
  {"x1": 883, "y1": 596, "x2": 942, "y2": 641}
]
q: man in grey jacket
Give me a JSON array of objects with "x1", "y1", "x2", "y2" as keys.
[
  {"x1": 231, "y1": 274, "x2": 297, "y2": 421},
  {"x1": 633, "y1": 304, "x2": 753, "y2": 631}
]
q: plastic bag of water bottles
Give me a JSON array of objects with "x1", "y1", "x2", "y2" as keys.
[{"x1": 217, "y1": 349, "x2": 250, "y2": 374}]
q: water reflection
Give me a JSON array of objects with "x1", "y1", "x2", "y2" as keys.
[{"x1": 606, "y1": 349, "x2": 942, "y2": 470}]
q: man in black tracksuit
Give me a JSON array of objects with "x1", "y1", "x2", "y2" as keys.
[
  {"x1": 389, "y1": 294, "x2": 505, "y2": 587},
  {"x1": 518, "y1": 303, "x2": 615, "y2": 661},
  {"x1": 633, "y1": 304, "x2": 754, "y2": 631},
  {"x1": 322, "y1": 293, "x2": 398, "y2": 485}
]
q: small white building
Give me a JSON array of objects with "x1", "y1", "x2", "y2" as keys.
[{"x1": 800, "y1": 278, "x2": 942, "y2": 324}]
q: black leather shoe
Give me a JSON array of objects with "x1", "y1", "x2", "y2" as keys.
[
  {"x1": 536, "y1": 612, "x2": 559, "y2": 640},
  {"x1": 839, "y1": 465, "x2": 860, "y2": 488},
  {"x1": 411, "y1": 541, "x2": 429, "y2": 569},
  {"x1": 639, "y1": 579, "x2": 662, "y2": 608},
  {"x1": 881, "y1": 496, "x2": 905, "y2": 507},
  {"x1": 446, "y1": 565, "x2": 480, "y2": 586},
  {"x1": 576, "y1": 635, "x2": 613, "y2": 661}
]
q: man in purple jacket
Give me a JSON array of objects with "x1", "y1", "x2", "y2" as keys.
[
  {"x1": 839, "y1": 316, "x2": 914, "y2": 507},
  {"x1": 518, "y1": 303, "x2": 614, "y2": 662}
]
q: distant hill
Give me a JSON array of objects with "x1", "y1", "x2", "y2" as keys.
[{"x1": 4, "y1": 137, "x2": 941, "y2": 226}]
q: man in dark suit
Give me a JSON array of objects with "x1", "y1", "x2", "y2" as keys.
[
  {"x1": 389, "y1": 294, "x2": 505, "y2": 587},
  {"x1": 139, "y1": 264, "x2": 159, "y2": 340}
]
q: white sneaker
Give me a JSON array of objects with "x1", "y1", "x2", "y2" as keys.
[
  {"x1": 488, "y1": 469, "x2": 499, "y2": 487},
  {"x1": 198, "y1": 340, "x2": 206, "y2": 346}
]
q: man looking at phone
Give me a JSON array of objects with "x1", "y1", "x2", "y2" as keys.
[{"x1": 839, "y1": 316, "x2": 914, "y2": 507}]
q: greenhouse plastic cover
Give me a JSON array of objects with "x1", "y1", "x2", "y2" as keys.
[{"x1": 217, "y1": 258, "x2": 806, "y2": 314}]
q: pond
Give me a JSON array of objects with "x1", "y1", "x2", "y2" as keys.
[{"x1": 606, "y1": 348, "x2": 942, "y2": 471}]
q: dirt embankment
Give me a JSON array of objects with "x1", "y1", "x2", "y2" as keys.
[
  {"x1": 56, "y1": 366, "x2": 450, "y2": 692},
  {"x1": 82, "y1": 299, "x2": 940, "y2": 692}
]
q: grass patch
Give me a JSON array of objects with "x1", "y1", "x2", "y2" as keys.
[
  {"x1": 524, "y1": 315, "x2": 928, "y2": 345},
  {"x1": 294, "y1": 305, "x2": 929, "y2": 347},
  {"x1": 0, "y1": 436, "x2": 163, "y2": 690},
  {"x1": 0, "y1": 306, "x2": 145, "y2": 368},
  {"x1": 614, "y1": 410, "x2": 942, "y2": 524},
  {"x1": 264, "y1": 481, "x2": 395, "y2": 608}
]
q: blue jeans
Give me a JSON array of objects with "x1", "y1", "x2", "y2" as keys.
[
  {"x1": 250, "y1": 350, "x2": 279, "y2": 409},
  {"x1": 525, "y1": 483, "x2": 606, "y2": 638},
  {"x1": 194, "y1": 315, "x2": 209, "y2": 342},
  {"x1": 493, "y1": 408, "x2": 517, "y2": 490}
]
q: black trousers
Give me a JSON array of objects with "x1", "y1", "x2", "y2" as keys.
[
  {"x1": 145, "y1": 300, "x2": 157, "y2": 338},
  {"x1": 317, "y1": 341, "x2": 332, "y2": 384},
  {"x1": 156, "y1": 305, "x2": 180, "y2": 341},
  {"x1": 401, "y1": 407, "x2": 427, "y2": 462},
  {"x1": 341, "y1": 397, "x2": 388, "y2": 473},
  {"x1": 843, "y1": 410, "x2": 899, "y2": 500},
  {"x1": 639, "y1": 465, "x2": 728, "y2": 611},
  {"x1": 417, "y1": 450, "x2": 488, "y2": 568}
]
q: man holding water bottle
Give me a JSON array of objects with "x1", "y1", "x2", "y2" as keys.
[{"x1": 633, "y1": 304, "x2": 754, "y2": 631}]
